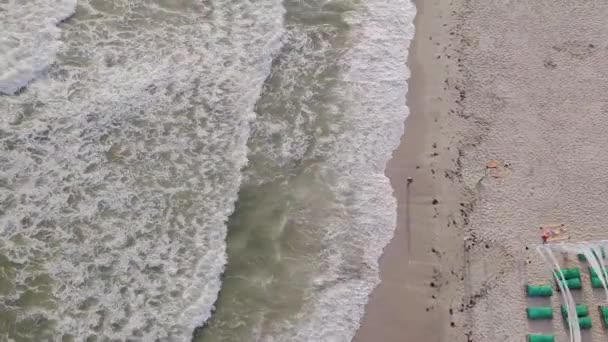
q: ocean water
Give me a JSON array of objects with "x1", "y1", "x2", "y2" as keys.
[{"x1": 0, "y1": 0, "x2": 415, "y2": 341}]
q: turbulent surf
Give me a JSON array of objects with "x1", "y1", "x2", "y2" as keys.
[{"x1": 0, "y1": 0, "x2": 415, "y2": 341}]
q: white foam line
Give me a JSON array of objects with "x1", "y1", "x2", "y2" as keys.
[{"x1": 283, "y1": 0, "x2": 416, "y2": 340}]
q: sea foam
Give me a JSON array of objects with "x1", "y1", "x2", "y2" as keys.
[
  {"x1": 0, "y1": 0, "x2": 284, "y2": 340},
  {"x1": 0, "y1": 0, "x2": 76, "y2": 94}
]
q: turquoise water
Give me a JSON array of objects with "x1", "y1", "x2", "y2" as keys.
[{"x1": 0, "y1": 0, "x2": 415, "y2": 340}]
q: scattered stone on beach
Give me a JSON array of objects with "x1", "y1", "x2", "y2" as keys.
[{"x1": 543, "y1": 59, "x2": 557, "y2": 69}]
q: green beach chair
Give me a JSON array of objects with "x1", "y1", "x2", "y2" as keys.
[
  {"x1": 558, "y1": 277, "x2": 582, "y2": 290},
  {"x1": 554, "y1": 267, "x2": 580, "y2": 280},
  {"x1": 588, "y1": 266, "x2": 608, "y2": 278},
  {"x1": 527, "y1": 334, "x2": 554, "y2": 342},
  {"x1": 578, "y1": 316, "x2": 592, "y2": 329},
  {"x1": 526, "y1": 285, "x2": 553, "y2": 297},
  {"x1": 591, "y1": 276, "x2": 606, "y2": 288},
  {"x1": 564, "y1": 317, "x2": 592, "y2": 330},
  {"x1": 527, "y1": 307, "x2": 553, "y2": 320},
  {"x1": 599, "y1": 306, "x2": 608, "y2": 328},
  {"x1": 561, "y1": 304, "x2": 588, "y2": 318}
]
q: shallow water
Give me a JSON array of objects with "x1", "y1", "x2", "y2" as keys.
[{"x1": 0, "y1": 0, "x2": 414, "y2": 340}]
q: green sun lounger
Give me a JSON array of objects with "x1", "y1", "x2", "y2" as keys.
[
  {"x1": 527, "y1": 285, "x2": 553, "y2": 297},
  {"x1": 566, "y1": 316, "x2": 593, "y2": 329},
  {"x1": 527, "y1": 307, "x2": 553, "y2": 320},
  {"x1": 558, "y1": 277, "x2": 582, "y2": 290},
  {"x1": 527, "y1": 334, "x2": 554, "y2": 342},
  {"x1": 588, "y1": 266, "x2": 608, "y2": 278},
  {"x1": 578, "y1": 316, "x2": 593, "y2": 329},
  {"x1": 554, "y1": 268, "x2": 580, "y2": 280},
  {"x1": 591, "y1": 276, "x2": 606, "y2": 288},
  {"x1": 561, "y1": 304, "x2": 589, "y2": 318},
  {"x1": 599, "y1": 306, "x2": 608, "y2": 327}
]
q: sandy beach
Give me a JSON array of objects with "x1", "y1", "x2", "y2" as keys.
[
  {"x1": 355, "y1": 0, "x2": 467, "y2": 340},
  {"x1": 356, "y1": 0, "x2": 608, "y2": 341}
]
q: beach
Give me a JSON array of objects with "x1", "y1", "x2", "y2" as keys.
[
  {"x1": 5, "y1": 0, "x2": 608, "y2": 340},
  {"x1": 356, "y1": 0, "x2": 608, "y2": 341}
]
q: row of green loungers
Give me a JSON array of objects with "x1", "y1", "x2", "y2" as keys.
[{"x1": 526, "y1": 284, "x2": 554, "y2": 341}]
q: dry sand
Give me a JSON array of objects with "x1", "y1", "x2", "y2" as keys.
[{"x1": 356, "y1": 0, "x2": 608, "y2": 341}]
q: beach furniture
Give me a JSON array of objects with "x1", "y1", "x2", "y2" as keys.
[
  {"x1": 591, "y1": 276, "x2": 606, "y2": 288},
  {"x1": 527, "y1": 307, "x2": 553, "y2": 319},
  {"x1": 527, "y1": 334, "x2": 554, "y2": 342},
  {"x1": 588, "y1": 266, "x2": 608, "y2": 278},
  {"x1": 577, "y1": 316, "x2": 593, "y2": 329},
  {"x1": 564, "y1": 317, "x2": 592, "y2": 329},
  {"x1": 558, "y1": 277, "x2": 582, "y2": 290},
  {"x1": 599, "y1": 306, "x2": 608, "y2": 327},
  {"x1": 526, "y1": 285, "x2": 553, "y2": 297},
  {"x1": 553, "y1": 267, "x2": 580, "y2": 280},
  {"x1": 561, "y1": 304, "x2": 588, "y2": 318}
]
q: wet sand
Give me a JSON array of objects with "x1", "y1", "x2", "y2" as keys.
[
  {"x1": 354, "y1": 0, "x2": 467, "y2": 340},
  {"x1": 356, "y1": 0, "x2": 608, "y2": 341}
]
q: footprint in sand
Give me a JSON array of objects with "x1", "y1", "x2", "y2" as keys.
[{"x1": 552, "y1": 41, "x2": 597, "y2": 59}]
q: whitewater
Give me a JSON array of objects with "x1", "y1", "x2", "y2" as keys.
[{"x1": 0, "y1": 0, "x2": 415, "y2": 341}]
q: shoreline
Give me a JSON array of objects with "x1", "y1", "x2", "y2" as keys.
[{"x1": 354, "y1": 0, "x2": 468, "y2": 340}]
